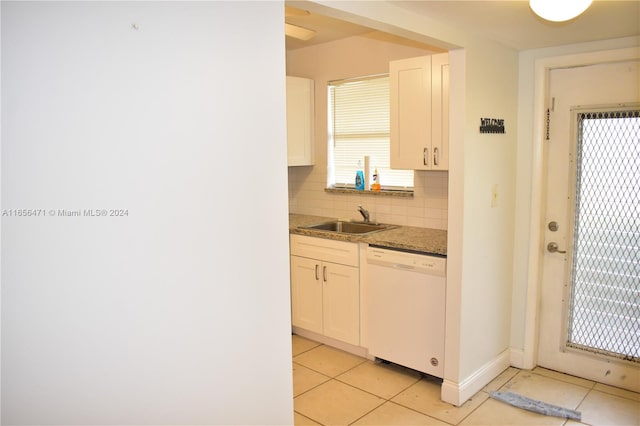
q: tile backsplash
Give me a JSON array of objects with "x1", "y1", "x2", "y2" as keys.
[{"x1": 288, "y1": 168, "x2": 448, "y2": 230}]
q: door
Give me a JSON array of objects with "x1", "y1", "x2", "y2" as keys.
[
  {"x1": 431, "y1": 53, "x2": 450, "y2": 170},
  {"x1": 322, "y1": 262, "x2": 359, "y2": 345},
  {"x1": 538, "y1": 60, "x2": 639, "y2": 391},
  {"x1": 290, "y1": 255, "x2": 323, "y2": 334},
  {"x1": 390, "y1": 55, "x2": 432, "y2": 170},
  {"x1": 286, "y1": 76, "x2": 314, "y2": 166},
  {"x1": 389, "y1": 53, "x2": 450, "y2": 171}
]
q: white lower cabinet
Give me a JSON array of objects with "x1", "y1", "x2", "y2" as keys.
[
  {"x1": 290, "y1": 256, "x2": 323, "y2": 334},
  {"x1": 290, "y1": 235, "x2": 359, "y2": 346}
]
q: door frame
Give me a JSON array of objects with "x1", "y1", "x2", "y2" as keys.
[{"x1": 522, "y1": 46, "x2": 640, "y2": 370}]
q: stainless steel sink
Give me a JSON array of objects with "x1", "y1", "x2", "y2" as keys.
[{"x1": 303, "y1": 221, "x2": 395, "y2": 235}]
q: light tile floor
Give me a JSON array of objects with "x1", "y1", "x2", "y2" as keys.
[{"x1": 292, "y1": 335, "x2": 640, "y2": 426}]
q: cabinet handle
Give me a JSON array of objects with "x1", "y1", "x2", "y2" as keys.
[
  {"x1": 315, "y1": 264, "x2": 320, "y2": 281},
  {"x1": 433, "y1": 147, "x2": 439, "y2": 166},
  {"x1": 423, "y1": 147, "x2": 429, "y2": 166},
  {"x1": 323, "y1": 265, "x2": 327, "y2": 282}
]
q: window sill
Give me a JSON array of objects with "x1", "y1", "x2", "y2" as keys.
[{"x1": 325, "y1": 187, "x2": 413, "y2": 198}]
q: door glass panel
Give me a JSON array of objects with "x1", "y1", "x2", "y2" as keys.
[{"x1": 566, "y1": 109, "x2": 640, "y2": 363}]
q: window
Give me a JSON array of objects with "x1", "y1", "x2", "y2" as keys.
[
  {"x1": 328, "y1": 75, "x2": 413, "y2": 190},
  {"x1": 566, "y1": 109, "x2": 640, "y2": 362}
]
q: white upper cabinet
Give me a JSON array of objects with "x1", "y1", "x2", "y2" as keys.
[
  {"x1": 390, "y1": 53, "x2": 449, "y2": 171},
  {"x1": 286, "y1": 76, "x2": 314, "y2": 166}
]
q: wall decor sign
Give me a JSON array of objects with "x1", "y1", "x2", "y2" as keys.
[
  {"x1": 545, "y1": 109, "x2": 551, "y2": 140},
  {"x1": 479, "y1": 118, "x2": 505, "y2": 134}
]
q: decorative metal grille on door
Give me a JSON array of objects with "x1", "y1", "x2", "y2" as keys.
[{"x1": 566, "y1": 109, "x2": 640, "y2": 363}]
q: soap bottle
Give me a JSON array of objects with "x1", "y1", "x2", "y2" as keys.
[
  {"x1": 355, "y1": 161, "x2": 365, "y2": 190},
  {"x1": 371, "y1": 167, "x2": 381, "y2": 191}
]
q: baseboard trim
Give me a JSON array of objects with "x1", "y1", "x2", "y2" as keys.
[
  {"x1": 510, "y1": 348, "x2": 526, "y2": 369},
  {"x1": 441, "y1": 349, "x2": 511, "y2": 406},
  {"x1": 292, "y1": 327, "x2": 369, "y2": 358}
]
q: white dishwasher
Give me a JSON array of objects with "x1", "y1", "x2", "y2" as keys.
[{"x1": 367, "y1": 245, "x2": 446, "y2": 378}]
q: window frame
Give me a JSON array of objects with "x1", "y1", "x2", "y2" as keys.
[{"x1": 327, "y1": 74, "x2": 414, "y2": 192}]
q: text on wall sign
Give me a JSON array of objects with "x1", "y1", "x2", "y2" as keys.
[{"x1": 479, "y1": 118, "x2": 505, "y2": 134}]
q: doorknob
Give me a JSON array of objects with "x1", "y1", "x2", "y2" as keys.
[{"x1": 547, "y1": 242, "x2": 566, "y2": 254}]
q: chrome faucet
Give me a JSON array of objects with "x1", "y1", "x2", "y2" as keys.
[{"x1": 357, "y1": 205, "x2": 370, "y2": 223}]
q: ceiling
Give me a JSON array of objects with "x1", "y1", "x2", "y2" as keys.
[
  {"x1": 285, "y1": 1, "x2": 640, "y2": 51},
  {"x1": 285, "y1": 5, "x2": 379, "y2": 51}
]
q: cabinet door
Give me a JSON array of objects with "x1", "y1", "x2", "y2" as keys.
[
  {"x1": 286, "y1": 76, "x2": 314, "y2": 166},
  {"x1": 390, "y1": 55, "x2": 432, "y2": 170},
  {"x1": 322, "y1": 262, "x2": 359, "y2": 346},
  {"x1": 290, "y1": 255, "x2": 323, "y2": 334},
  {"x1": 431, "y1": 53, "x2": 449, "y2": 171}
]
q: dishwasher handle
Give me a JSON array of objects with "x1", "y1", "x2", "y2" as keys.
[{"x1": 393, "y1": 263, "x2": 417, "y2": 271}]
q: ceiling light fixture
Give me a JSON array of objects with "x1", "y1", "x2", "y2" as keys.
[
  {"x1": 529, "y1": 0, "x2": 593, "y2": 22},
  {"x1": 285, "y1": 23, "x2": 316, "y2": 41}
]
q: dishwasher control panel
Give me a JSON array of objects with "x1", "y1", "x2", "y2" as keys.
[{"x1": 367, "y1": 247, "x2": 446, "y2": 276}]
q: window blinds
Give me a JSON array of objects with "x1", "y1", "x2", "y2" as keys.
[{"x1": 329, "y1": 76, "x2": 413, "y2": 189}]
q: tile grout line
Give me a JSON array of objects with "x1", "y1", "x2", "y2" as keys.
[
  {"x1": 293, "y1": 340, "x2": 640, "y2": 425},
  {"x1": 338, "y1": 370, "x2": 469, "y2": 426},
  {"x1": 450, "y1": 368, "x2": 518, "y2": 426},
  {"x1": 292, "y1": 343, "x2": 370, "y2": 424},
  {"x1": 525, "y1": 366, "x2": 640, "y2": 411},
  {"x1": 291, "y1": 364, "x2": 331, "y2": 400},
  {"x1": 586, "y1": 383, "x2": 640, "y2": 403},
  {"x1": 342, "y1": 375, "x2": 449, "y2": 426},
  {"x1": 295, "y1": 347, "x2": 438, "y2": 426},
  {"x1": 294, "y1": 410, "x2": 325, "y2": 426},
  {"x1": 529, "y1": 367, "x2": 597, "y2": 391},
  {"x1": 345, "y1": 394, "x2": 386, "y2": 426},
  {"x1": 293, "y1": 356, "x2": 368, "y2": 380},
  {"x1": 455, "y1": 391, "x2": 508, "y2": 426},
  {"x1": 293, "y1": 338, "x2": 479, "y2": 426},
  {"x1": 291, "y1": 341, "x2": 324, "y2": 358}
]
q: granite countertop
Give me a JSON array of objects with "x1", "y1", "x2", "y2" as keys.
[{"x1": 289, "y1": 213, "x2": 447, "y2": 256}]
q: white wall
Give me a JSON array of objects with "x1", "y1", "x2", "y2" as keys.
[
  {"x1": 1, "y1": 2, "x2": 293, "y2": 424},
  {"x1": 454, "y1": 39, "x2": 518, "y2": 381},
  {"x1": 287, "y1": 35, "x2": 449, "y2": 229},
  {"x1": 510, "y1": 35, "x2": 640, "y2": 366},
  {"x1": 307, "y1": 1, "x2": 519, "y2": 405},
  {"x1": 440, "y1": 41, "x2": 518, "y2": 405}
]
